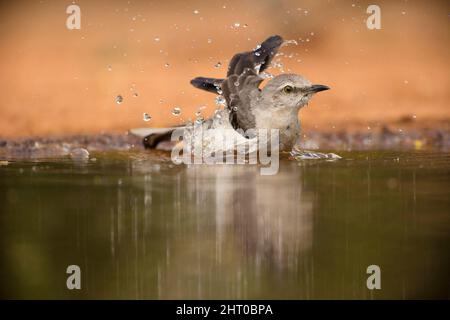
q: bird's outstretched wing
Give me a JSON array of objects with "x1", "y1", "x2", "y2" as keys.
[
  {"x1": 225, "y1": 35, "x2": 284, "y2": 77},
  {"x1": 137, "y1": 35, "x2": 284, "y2": 149},
  {"x1": 191, "y1": 35, "x2": 284, "y2": 131},
  {"x1": 223, "y1": 35, "x2": 284, "y2": 131}
]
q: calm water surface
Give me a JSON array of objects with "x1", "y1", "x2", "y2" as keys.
[{"x1": 0, "y1": 150, "x2": 449, "y2": 299}]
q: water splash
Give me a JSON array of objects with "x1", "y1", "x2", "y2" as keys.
[
  {"x1": 283, "y1": 39, "x2": 298, "y2": 46},
  {"x1": 291, "y1": 148, "x2": 341, "y2": 160},
  {"x1": 215, "y1": 96, "x2": 226, "y2": 106}
]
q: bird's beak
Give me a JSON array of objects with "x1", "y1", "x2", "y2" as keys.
[{"x1": 307, "y1": 84, "x2": 330, "y2": 93}]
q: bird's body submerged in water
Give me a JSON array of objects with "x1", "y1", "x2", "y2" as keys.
[{"x1": 133, "y1": 35, "x2": 329, "y2": 152}]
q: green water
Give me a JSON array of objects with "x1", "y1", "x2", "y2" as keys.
[{"x1": 0, "y1": 151, "x2": 449, "y2": 299}]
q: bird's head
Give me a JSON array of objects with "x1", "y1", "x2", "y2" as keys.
[{"x1": 262, "y1": 74, "x2": 329, "y2": 109}]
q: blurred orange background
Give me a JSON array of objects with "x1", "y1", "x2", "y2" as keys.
[{"x1": 0, "y1": 0, "x2": 448, "y2": 138}]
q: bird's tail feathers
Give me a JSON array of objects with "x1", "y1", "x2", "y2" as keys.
[
  {"x1": 130, "y1": 127, "x2": 178, "y2": 149},
  {"x1": 190, "y1": 77, "x2": 224, "y2": 94}
]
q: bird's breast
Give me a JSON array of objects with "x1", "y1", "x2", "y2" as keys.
[{"x1": 252, "y1": 106, "x2": 301, "y2": 151}]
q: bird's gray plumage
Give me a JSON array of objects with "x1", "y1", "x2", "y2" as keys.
[{"x1": 192, "y1": 35, "x2": 284, "y2": 132}]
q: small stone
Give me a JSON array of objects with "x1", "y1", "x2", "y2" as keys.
[{"x1": 70, "y1": 148, "x2": 89, "y2": 161}]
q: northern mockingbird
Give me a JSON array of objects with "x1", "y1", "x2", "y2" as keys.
[{"x1": 133, "y1": 35, "x2": 329, "y2": 151}]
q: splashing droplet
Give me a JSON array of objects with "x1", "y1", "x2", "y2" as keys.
[
  {"x1": 260, "y1": 72, "x2": 274, "y2": 79},
  {"x1": 143, "y1": 113, "x2": 151, "y2": 122},
  {"x1": 172, "y1": 107, "x2": 181, "y2": 116},
  {"x1": 195, "y1": 116, "x2": 204, "y2": 124},
  {"x1": 214, "y1": 109, "x2": 222, "y2": 119},
  {"x1": 283, "y1": 39, "x2": 298, "y2": 46},
  {"x1": 215, "y1": 96, "x2": 226, "y2": 106},
  {"x1": 233, "y1": 22, "x2": 240, "y2": 28},
  {"x1": 115, "y1": 95, "x2": 123, "y2": 104}
]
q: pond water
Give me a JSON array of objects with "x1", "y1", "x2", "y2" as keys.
[{"x1": 0, "y1": 150, "x2": 449, "y2": 299}]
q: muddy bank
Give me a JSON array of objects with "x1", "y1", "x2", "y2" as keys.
[{"x1": 0, "y1": 125, "x2": 448, "y2": 161}]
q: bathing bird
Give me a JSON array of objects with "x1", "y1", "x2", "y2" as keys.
[{"x1": 132, "y1": 35, "x2": 329, "y2": 151}]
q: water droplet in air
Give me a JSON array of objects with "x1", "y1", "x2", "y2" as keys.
[
  {"x1": 164, "y1": 63, "x2": 170, "y2": 67},
  {"x1": 133, "y1": 92, "x2": 138, "y2": 97},
  {"x1": 233, "y1": 22, "x2": 240, "y2": 28},
  {"x1": 154, "y1": 37, "x2": 160, "y2": 42},
  {"x1": 215, "y1": 96, "x2": 226, "y2": 106},
  {"x1": 115, "y1": 95, "x2": 123, "y2": 104},
  {"x1": 143, "y1": 113, "x2": 151, "y2": 121},
  {"x1": 214, "y1": 109, "x2": 222, "y2": 119},
  {"x1": 207, "y1": 38, "x2": 212, "y2": 44},
  {"x1": 195, "y1": 116, "x2": 204, "y2": 124},
  {"x1": 260, "y1": 72, "x2": 274, "y2": 79},
  {"x1": 283, "y1": 39, "x2": 298, "y2": 46},
  {"x1": 172, "y1": 107, "x2": 181, "y2": 116},
  {"x1": 193, "y1": 10, "x2": 199, "y2": 14},
  {"x1": 214, "y1": 62, "x2": 222, "y2": 68},
  {"x1": 107, "y1": 65, "x2": 112, "y2": 71}
]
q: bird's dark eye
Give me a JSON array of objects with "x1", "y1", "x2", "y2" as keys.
[{"x1": 283, "y1": 85, "x2": 294, "y2": 94}]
